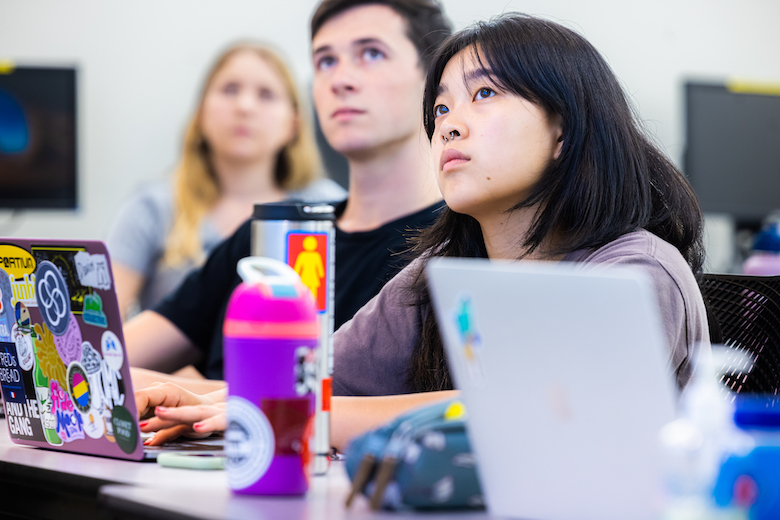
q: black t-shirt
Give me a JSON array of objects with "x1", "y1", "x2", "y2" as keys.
[{"x1": 155, "y1": 200, "x2": 444, "y2": 379}]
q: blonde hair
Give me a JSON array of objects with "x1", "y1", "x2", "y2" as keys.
[{"x1": 164, "y1": 42, "x2": 322, "y2": 267}]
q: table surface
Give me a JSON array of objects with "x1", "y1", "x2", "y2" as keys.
[{"x1": 0, "y1": 418, "x2": 498, "y2": 520}]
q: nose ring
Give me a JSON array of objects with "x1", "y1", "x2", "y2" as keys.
[{"x1": 443, "y1": 130, "x2": 456, "y2": 143}]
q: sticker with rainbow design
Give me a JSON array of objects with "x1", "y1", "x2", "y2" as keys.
[{"x1": 67, "y1": 362, "x2": 91, "y2": 414}]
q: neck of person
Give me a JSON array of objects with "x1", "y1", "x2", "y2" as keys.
[
  {"x1": 208, "y1": 153, "x2": 287, "y2": 236},
  {"x1": 337, "y1": 130, "x2": 442, "y2": 233},
  {"x1": 478, "y1": 205, "x2": 563, "y2": 262},
  {"x1": 211, "y1": 153, "x2": 285, "y2": 202}
]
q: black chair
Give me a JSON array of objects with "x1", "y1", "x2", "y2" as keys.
[{"x1": 700, "y1": 274, "x2": 780, "y2": 395}]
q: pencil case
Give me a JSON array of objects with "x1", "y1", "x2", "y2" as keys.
[{"x1": 344, "y1": 398, "x2": 484, "y2": 510}]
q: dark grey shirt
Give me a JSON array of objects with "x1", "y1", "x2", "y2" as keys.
[{"x1": 333, "y1": 230, "x2": 710, "y2": 396}]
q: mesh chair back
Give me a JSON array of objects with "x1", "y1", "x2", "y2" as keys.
[{"x1": 700, "y1": 274, "x2": 780, "y2": 395}]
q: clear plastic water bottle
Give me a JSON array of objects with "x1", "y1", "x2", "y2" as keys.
[
  {"x1": 658, "y1": 348, "x2": 754, "y2": 519},
  {"x1": 223, "y1": 257, "x2": 319, "y2": 495},
  {"x1": 743, "y1": 214, "x2": 780, "y2": 275}
]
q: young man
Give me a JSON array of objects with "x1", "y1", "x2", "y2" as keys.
[{"x1": 125, "y1": 0, "x2": 452, "y2": 388}]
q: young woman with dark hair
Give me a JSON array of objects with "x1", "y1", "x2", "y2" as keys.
[{"x1": 135, "y1": 13, "x2": 710, "y2": 450}]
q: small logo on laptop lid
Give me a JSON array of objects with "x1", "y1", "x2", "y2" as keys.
[{"x1": 453, "y1": 296, "x2": 485, "y2": 383}]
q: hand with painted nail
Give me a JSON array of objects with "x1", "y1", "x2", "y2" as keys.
[{"x1": 135, "y1": 382, "x2": 227, "y2": 446}]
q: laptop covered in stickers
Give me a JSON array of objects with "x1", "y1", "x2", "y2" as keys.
[{"x1": 0, "y1": 238, "x2": 146, "y2": 460}]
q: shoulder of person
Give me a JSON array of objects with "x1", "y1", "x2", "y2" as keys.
[
  {"x1": 119, "y1": 180, "x2": 174, "y2": 218},
  {"x1": 577, "y1": 230, "x2": 685, "y2": 269}
]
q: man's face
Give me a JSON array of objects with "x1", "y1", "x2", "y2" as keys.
[{"x1": 312, "y1": 4, "x2": 426, "y2": 159}]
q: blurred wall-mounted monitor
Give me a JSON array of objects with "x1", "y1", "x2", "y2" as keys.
[
  {"x1": 684, "y1": 81, "x2": 780, "y2": 228},
  {"x1": 0, "y1": 65, "x2": 77, "y2": 209}
]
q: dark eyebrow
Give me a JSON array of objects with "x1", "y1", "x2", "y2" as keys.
[
  {"x1": 464, "y1": 68, "x2": 493, "y2": 86},
  {"x1": 313, "y1": 37, "x2": 388, "y2": 57},
  {"x1": 436, "y1": 68, "x2": 493, "y2": 97},
  {"x1": 312, "y1": 44, "x2": 332, "y2": 56}
]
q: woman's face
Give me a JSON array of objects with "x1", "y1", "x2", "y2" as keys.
[
  {"x1": 431, "y1": 48, "x2": 563, "y2": 220},
  {"x1": 200, "y1": 50, "x2": 297, "y2": 165}
]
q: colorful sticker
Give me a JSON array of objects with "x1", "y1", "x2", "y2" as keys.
[
  {"x1": 9, "y1": 272, "x2": 36, "y2": 308},
  {"x1": 0, "y1": 269, "x2": 14, "y2": 341},
  {"x1": 287, "y1": 232, "x2": 329, "y2": 312},
  {"x1": 67, "y1": 362, "x2": 91, "y2": 413},
  {"x1": 100, "y1": 330, "x2": 123, "y2": 371},
  {"x1": 11, "y1": 323, "x2": 33, "y2": 371},
  {"x1": 0, "y1": 341, "x2": 46, "y2": 441},
  {"x1": 110, "y1": 405, "x2": 137, "y2": 454},
  {"x1": 31, "y1": 324, "x2": 63, "y2": 446},
  {"x1": 31, "y1": 247, "x2": 90, "y2": 314},
  {"x1": 53, "y1": 313, "x2": 82, "y2": 365},
  {"x1": 82, "y1": 293, "x2": 107, "y2": 328},
  {"x1": 226, "y1": 396, "x2": 275, "y2": 490},
  {"x1": 34, "y1": 261, "x2": 70, "y2": 336},
  {"x1": 73, "y1": 251, "x2": 111, "y2": 291},
  {"x1": 0, "y1": 245, "x2": 36, "y2": 279},
  {"x1": 32, "y1": 323, "x2": 67, "y2": 387},
  {"x1": 50, "y1": 378, "x2": 84, "y2": 442},
  {"x1": 14, "y1": 302, "x2": 37, "y2": 337},
  {"x1": 453, "y1": 296, "x2": 485, "y2": 383}
]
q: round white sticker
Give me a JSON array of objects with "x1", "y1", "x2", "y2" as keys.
[
  {"x1": 81, "y1": 409, "x2": 106, "y2": 439},
  {"x1": 226, "y1": 396, "x2": 275, "y2": 491},
  {"x1": 12, "y1": 323, "x2": 34, "y2": 371},
  {"x1": 100, "y1": 330, "x2": 124, "y2": 371}
]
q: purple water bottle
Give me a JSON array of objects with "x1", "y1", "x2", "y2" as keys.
[{"x1": 223, "y1": 257, "x2": 318, "y2": 495}]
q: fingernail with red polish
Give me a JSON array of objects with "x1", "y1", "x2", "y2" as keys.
[
  {"x1": 156, "y1": 406, "x2": 167, "y2": 413},
  {"x1": 193, "y1": 422, "x2": 203, "y2": 430},
  {"x1": 139, "y1": 420, "x2": 149, "y2": 428}
]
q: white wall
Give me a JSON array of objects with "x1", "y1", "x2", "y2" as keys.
[{"x1": 1, "y1": 0, "x2": 779, "y2": 244}]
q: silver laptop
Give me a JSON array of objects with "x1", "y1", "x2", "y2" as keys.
[{"x1": 426, "y1": 257, "x2": 677, "y2": 520}]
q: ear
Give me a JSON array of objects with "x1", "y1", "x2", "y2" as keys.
[{"x1": 552, "y1": 114, "x2": 564, "y2": 160}]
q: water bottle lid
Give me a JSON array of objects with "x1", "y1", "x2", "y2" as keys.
[
  {"x1": 753, "y1": 222, "x2": 780, "y2": 252},
  {"x1": 733, "y1": 395, "x2": 780, "y2": 429},
  {"x1": 253, "y1": 201, "x2": 336, "y2": 221}
]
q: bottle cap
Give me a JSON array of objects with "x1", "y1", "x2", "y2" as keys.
[
  {"x1": 253, "y1": 201, "x2": 336, "y2": 221},
  {"x1": 753, "y1": 222, "x2": 780, "y2": 252},
  {"x1": 733, "y1": 395, "x2": 780, "y2": 429}
]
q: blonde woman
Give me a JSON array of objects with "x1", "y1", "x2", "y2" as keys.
[{"x1": 108, "y1": 43, "x2": 345, "y2": 319}]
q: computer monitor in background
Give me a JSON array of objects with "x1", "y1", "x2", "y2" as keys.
[
  {"x1": 0, "y1": 66, "x2": 77, "y2": 209},
  {"x1": 684, "y1": 81, "x2": 780, "y2": 230}
]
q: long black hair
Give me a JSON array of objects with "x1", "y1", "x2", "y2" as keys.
[{"x1": 406, "y1": 13, "x2": 705, "y2": 392}]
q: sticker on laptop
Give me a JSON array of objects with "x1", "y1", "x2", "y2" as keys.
[
  {"x1": 110, "y1": 405, "x2": 138, "y2": 454},
  {"x1": 53, "y1": 313, "x2": 82, "y2": 366},
  {"x1": 50, "y1": 378, "x2": 85, "y2": 442},
  {"x1": 11, "y1": 323, "x2": 34, "y2": 371},
  {"x1": 35, "y1": 261, "x2": 71, "y2": 336},
  {"x1": 453, "y1": 295, "x2": 486, "y2": 383},
  {"x1": 100, "y1": 330, "x2": 123, "y2": 370},
  {"x1": 82, "y1": 293, "x2": 108, "y2": 328},
  {"x1": 74, "y1": 251, "x2": 111, "y2": 291},
  {"x1": 32, "y1": 322, "x2": 67, "y2": 445},
  {"x1": 31, "y1": 247, "x2": 91, "y2": 314},
  {"x1": 0, "y1": 269, "x2": 14, "y2": 341},
  {"x1": 0, "y1": 340, "x2": 46, "y2": 442},
  {"x1": 0, "y1": 246, "x2": 36, "y2": 308}
]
